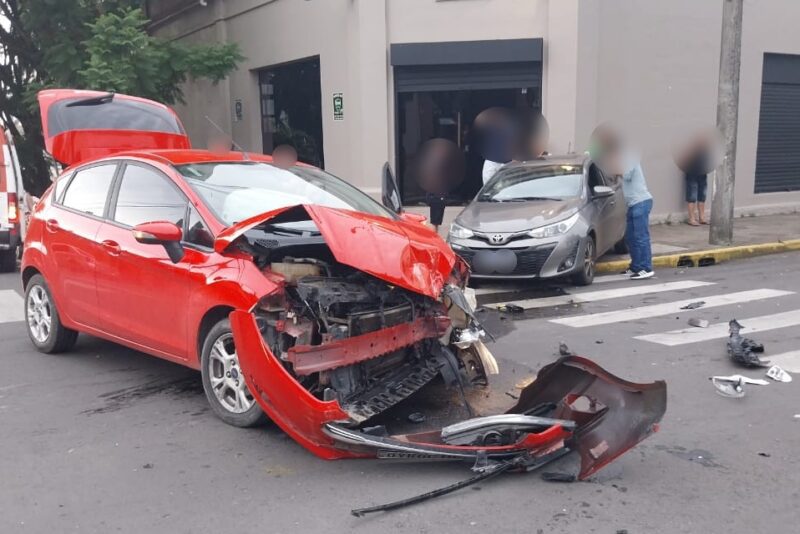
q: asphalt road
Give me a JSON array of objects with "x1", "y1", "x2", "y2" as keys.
[{"x1": 1, "y1": 253, "x2": 799, "y2": 534}]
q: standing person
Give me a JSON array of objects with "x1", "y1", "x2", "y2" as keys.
[
  {"x1": 680, "y1": 136, "x2": 710, "y2": 225},
  {"x1": 620, "y1": 161, "x2": 654, "y2": 280}
]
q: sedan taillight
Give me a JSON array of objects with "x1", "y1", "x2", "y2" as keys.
[{"x1": 7, "y1": 192, "x2": 19, "y2": 223}]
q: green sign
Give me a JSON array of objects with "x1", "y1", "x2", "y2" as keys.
[{"x1": 333, "y1": 93, "x2": 344, "y2": 121}]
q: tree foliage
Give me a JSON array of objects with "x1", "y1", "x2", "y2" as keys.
[{"x1": 0, "y1": 0, "x2": 243, "y2": 194}]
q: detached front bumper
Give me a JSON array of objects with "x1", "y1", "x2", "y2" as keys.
[{"x1": 231, "y1": 310, "x2": 666, "y2": 477}]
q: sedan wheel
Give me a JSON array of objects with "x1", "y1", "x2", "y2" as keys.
[
  {"x1": 571, "y1": 237, "x2": 596, "y2": 286},
  {"x1": 200, "y1": 318, "x2": 266, "y2": 427},
  {"x1": 24, "y1": 274, "x2": 78, "y2": 353},
  {"x1": 27, "y1": 285, "x2": 52, "y2": 344}
]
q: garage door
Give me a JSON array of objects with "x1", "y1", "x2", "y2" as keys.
[{"x1": 754, "y1": 53, "x2": 800, "y2": 193}]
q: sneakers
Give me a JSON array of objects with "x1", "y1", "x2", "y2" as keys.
[
  {"x1": 630, "y1": 270, "x2": 655, "y2": 280},
  {"x1": 620, "y1": 268, "x2": 634, "y2": 276}
]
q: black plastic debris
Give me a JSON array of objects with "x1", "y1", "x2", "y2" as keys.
[
  {"x1": 498, "y1": 304, "x2": 524, "y2": 314},
  {"x1": 558, "y1": 342, "x2": 573, "y2": 356},
  {"x1": 541, "y1": 472, "x2": 577, "y2": 482},
  {"x1": 727, "y1": 319, "x2": 769, "y2": 368},
  {"x1": 680, "y1": 301, "x2": 706, "y2": 310}
]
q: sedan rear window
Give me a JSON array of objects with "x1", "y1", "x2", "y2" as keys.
[
  {"x1": 174, "y1": 162, "x2": 396, "y2": 226},
  {"x1": 478, "y1": 164, "x2": 584, "y2": 202}
]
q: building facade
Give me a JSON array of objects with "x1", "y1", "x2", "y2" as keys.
[{"x1": 147, "y1": 0, "x2": 800, "y2": 224}]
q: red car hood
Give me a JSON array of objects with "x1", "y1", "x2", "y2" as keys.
[{"x1": 215, "y1": 205, "x2": 457, "y2": 299}]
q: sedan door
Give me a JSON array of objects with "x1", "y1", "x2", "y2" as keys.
[
  {"x1": 43, "y1": 163, "x2": 118, "y2": 327},
  {"x1": 94, "y1": 162, "x2": 194, "y2": 360}
]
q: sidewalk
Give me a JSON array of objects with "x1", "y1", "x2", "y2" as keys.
[{"x1": 597, "y1": 213, "x2": 800, "y2": 272}]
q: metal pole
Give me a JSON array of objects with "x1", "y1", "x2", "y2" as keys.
[{"x1": 710, "y1": 0, "x2": 744, "y2": 245}]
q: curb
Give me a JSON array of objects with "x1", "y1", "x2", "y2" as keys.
[{"x1": 596, "y1": 238, "x2": 800, "y2": 273}]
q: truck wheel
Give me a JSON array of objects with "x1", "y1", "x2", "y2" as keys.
[
  {"x1": 24, "y1": 274, "x2": 78, "y2": 353},
  {"x1": 201, "y1": 318, "x2": 267, "y2": 428}
]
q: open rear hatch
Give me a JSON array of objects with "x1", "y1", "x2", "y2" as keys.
[{"x1": 37, "y1": 89, "x2": 191, "y2": 166}]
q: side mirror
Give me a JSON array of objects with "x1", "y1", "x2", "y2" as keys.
[
  {"x1": 400, "y1": 212, "x2": 427, "y2": 225},
  {"x1": 593, "y1": 185, "x2": 614, "y2": 198},
  {"x1": 133, "y1": 221, "x2": 185, "y2": 263}
]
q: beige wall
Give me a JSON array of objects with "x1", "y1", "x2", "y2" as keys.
[{"x1": 153, "y1": 0, "x2": 800, "y2": 224}]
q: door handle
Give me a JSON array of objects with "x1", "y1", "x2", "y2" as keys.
[
  {"x1": 45, "y1": 219, "x2": 60, "y2": 232},
  {"x1": 101, "y1": 240, "x2": 121, "y2": 256}
]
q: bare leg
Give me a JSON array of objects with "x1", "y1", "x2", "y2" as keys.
[
  {"x1": 687, "y1": 203, "x2": 699, "y2": 226},
  {"x1": 698, "y1": 202, "x2": 708, "y2": 224}
]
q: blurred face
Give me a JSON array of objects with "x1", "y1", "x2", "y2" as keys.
[{"x1": 273, "y1": 145, "x2": 298, "y2": 169}]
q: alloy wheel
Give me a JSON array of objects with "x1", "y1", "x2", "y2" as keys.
[
  {"x1": 27, "y1": 285, "x2": 52, "y2": 344},
  {"x1": 207, "y1": 333, "x2": 255, "y2": 414},
  {"x1": 584, "y1": 239, "x2": 595, "y2": 279}
]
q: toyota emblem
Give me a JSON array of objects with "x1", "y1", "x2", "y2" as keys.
[{"x1": 489, "y1": 234, "x2": 506, "y2": 245}]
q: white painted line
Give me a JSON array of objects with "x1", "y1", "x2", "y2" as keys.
[
  {"x1": 491, "y1": 280, "x2": 715, "y2": 311},
  {"x1": 0, "y1": 289, "x2": 24, "y2": 324},
  {"x1": 551, "y1": 288, "x2": 794, "y2": 328},
  {"x1": 767, "y1": 351, "x2": 800, "y2": 374},
  {"x1": 636, "y1": 310, "x2": 800, "y2": 346},
  {"x1": 592, "y1": 274, "x2": 635, "y2": 284}
]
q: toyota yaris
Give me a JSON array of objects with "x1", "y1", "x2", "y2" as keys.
[{"x1": 22, "y1": 89, "x2": 664, "y2": 482}]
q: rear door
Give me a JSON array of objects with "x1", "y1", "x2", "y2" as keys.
[
  {"x1": 94, "y1": 162, "x2": 195, "y2": 359},
  {"x1": 46, "y1": 162, "x2": 119, "y2": 327},
  {"x1": 37, "y1": 90, "x2": 191, "y2": 167}
]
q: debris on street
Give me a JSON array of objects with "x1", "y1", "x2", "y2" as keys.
[
  {"x1": 497, "y1": 303, "x2": 524, "y2": 314},
  {"x1": 680, "y1": 301, "x2": 706, "y2": 310},
  {"x1": 766, "y1": 365, "x2": 792, "y2": 383},
  {"x1": 558, "y1": 342, "x2": 573, "y2": 356},
  {"x1": 710, "y1": 375, "x2": 769, "y2": 398},
  {"x1": 727, "y1": 319, "x2": 769, "y2": 367},
  {"x1": 687, "y1": 317, "x2": 709, "y2": 328}
]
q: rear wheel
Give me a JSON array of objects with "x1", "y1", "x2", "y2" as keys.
[
  {"x1": 200, "y1": 318, "x2": 267, "y2": 428},
  {"x1": 0, "y1": 249, "x2": 16, "y2": 272},
  {"x1": 24, "y1": 274, "x2": 78, "y2": 353},
  {"x1": 571, "y1": 236, "x2": 596, "y2": 286}
]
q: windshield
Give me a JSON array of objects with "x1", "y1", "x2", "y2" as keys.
[
  {"x1": 175, "y1": 162, "x2": 397, "y2": 227},
  {"x1": 478, "y1": 164, "x2": 584, "y2": 202}
]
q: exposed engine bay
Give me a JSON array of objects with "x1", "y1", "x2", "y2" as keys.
[{"x1": 238, "y1": 217, "x2": 496, "y2": 425}]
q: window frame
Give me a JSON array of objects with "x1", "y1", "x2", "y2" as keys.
[
  {"x1": 107, "y1": 161, "x2": 214, "y2": 252},
  {"x1": 55, "y1": 161, "x2": 122, "y2": 221}
]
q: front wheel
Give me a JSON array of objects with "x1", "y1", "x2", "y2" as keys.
[
  {"x1": 571, "y1": 236, "x2": 596, "y2": 286},
  {"x1": 201, "y1": 318, "x2": 267, "y2": 428},
  {"x1": 24, "y1": 274, "x2": 78, "y2": 353}
]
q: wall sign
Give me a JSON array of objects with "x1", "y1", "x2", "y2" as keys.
[
  {"x1": 333, "y1": 93, "x2": 344, "y2": 121},
  {"x1": 233, "y1": 99, "x2": 243, "y2": 122}
]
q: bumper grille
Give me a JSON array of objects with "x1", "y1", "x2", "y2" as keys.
[{"x1": 457, "y1": 245, "x2": 556, "y2": 276}]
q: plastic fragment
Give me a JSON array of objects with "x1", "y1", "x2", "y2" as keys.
[
  {"x1": 688, "y1": 317, "x2": 709, "y2": 328},
  {"x1": 766, "y1": 366, "x2": 792, "y2": 383},
  {"x1": 727, "y1": 319, "x2": 769, "y2": 368},
  {"x1": 680, "y1": 301, "x2": 705, "y2": 310},
  {"x1": 710, "y1": 375, "x2": 769, "y2": 398}
]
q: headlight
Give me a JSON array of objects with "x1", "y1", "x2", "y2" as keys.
[
  {"x1": 528, "y1": 212, "x2": 580, "y2": 239},
  {"x1": 449, "y1": 222, "x2": 474, "y2": 239}
]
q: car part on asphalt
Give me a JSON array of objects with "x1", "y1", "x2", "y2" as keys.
[
  {"x1": 765, "y1": 365, "x2": 792, "y2": 383},
  {"x1": 727, "y1": 319, "x2": 769, "y2": 367},
  {"x1": 680, "y1": 301, "x2": 706, "y2": 310},
  {"x1": 558, "y1": 342, "x2": 574, "y2": 356},
  {"x1": 687, "y1": 317, "x2": 709, "y2": 328},
  {"x1": 709, "y1": 375, "x2": 769, "y2": 398}
]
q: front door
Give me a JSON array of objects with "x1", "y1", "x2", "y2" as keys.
[{"x1": 94, "y1": 162, "x2": 192, "y2": 359}]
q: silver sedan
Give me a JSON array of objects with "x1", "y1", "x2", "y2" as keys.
[{"x1": 447, "y1": 156, "x2": 627, "y2": 285}]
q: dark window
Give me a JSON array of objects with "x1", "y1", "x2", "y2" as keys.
[
  {"x1": 755, "y1": 53, "x2": 800, "y2": 193},
  {"x1": 61, "y1": 164, "x2": 117, "y2": 217},
  {"x1": 48, "y1": 97, "x2": 184, "y2": 137},
  {"x1": 113, "y1": 165, "x2": 187, "y2": 227},
  {"x1": 258, "y1": 57, "x2": 324, "y2": 167},
  {"x1": 186, "y1": 206, "x2": 214, "y2": 249}
]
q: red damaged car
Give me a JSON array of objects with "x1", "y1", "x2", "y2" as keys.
[{"x1": 22, "y1": 90, "x2": 665, "y2": 486}]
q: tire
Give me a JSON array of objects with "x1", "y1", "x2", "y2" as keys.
[
  {"x1": 0, "y1": 249, "x2": 16, "y2": 272},
  {"x1": 201, "y1": 318, "x2": 267, "y2": 428},
  {"x1": 613, "y1": 238, "x2": 629, "y2": 254},
  {"x1": 571, "y1": 236, "x2": 596, "y2": 286},
  {"x1": 24, "y1": 274, "x2": 78, "y2": 353}
]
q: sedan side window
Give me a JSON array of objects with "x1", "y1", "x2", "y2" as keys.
[
  {"x1": 113, "y1": 164, "x2": 187, "y2": 228},
  {"x1": 61, "y1": 164, "x2": 117, "y2": 217}
]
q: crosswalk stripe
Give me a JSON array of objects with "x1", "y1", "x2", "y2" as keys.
[
  {"x1": 766, "y1": 351, "x2": 800, "y2": 373},
  {"x1": 0, "y1": 289, "x2": 24, "y2": 324},
  {"x1": 551, "y1": 288, "x2": 794, "y2": 328},
  {"x1": 471, "y1": 273, "x2": 647, "y2": 296},
  {"x1": 489, "y1": 280, "x2": 715, "y2": 311},
  {"x1": 635, "y1": 310, "x2": 800, "y2": 346}
]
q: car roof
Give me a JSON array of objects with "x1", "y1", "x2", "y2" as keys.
[
  {"x1": 509, "y1": 154, "x2": 589, "y2": 168},
  {"x1": 111, "y1": 149, "x2": 276, "y2": 166}
]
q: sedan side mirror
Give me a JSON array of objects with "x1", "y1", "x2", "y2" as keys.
[
  {"x1": 133, "y1": 221, "x2": 185, "y2": 263},
  {"x1": 593, "y1": 185, "x2": 614, "y2": 198}
]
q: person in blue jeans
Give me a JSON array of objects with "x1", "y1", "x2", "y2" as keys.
[{"x1": 621, "y1": 163, "x2": 654, "y2": 280}]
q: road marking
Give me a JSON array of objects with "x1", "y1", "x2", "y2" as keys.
[
  {"x1": 0, "y1": 289, "x2": 24, "y2": 324},
  {"x1": 489, "y1": 280, "x2": 715, "y2": 311},
  {"x1": 551, "y1": 288, "x2": 794, "y2": 328},
  {"x1": 635, "y1": 310, "x2": 800, "y2": 346},
  {"x1": 767, "y1": 351, "x2": 800, "y2": 373}
]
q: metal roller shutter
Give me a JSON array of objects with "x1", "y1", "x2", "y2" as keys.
[{"x1": 754, "y1": 53, "x2": 800, "y2": 193}]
